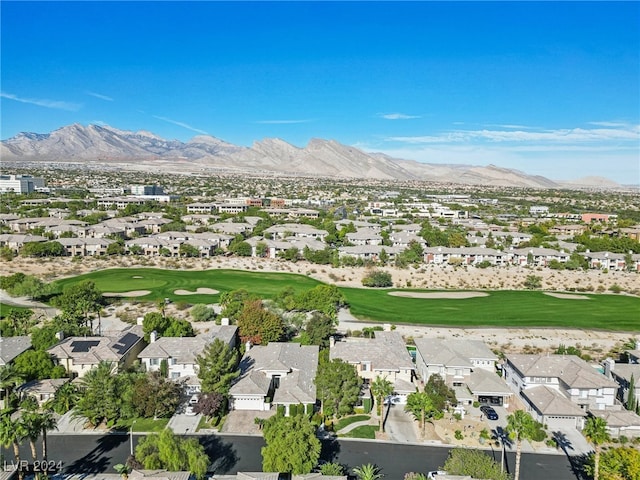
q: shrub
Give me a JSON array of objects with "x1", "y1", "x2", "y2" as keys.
[
  {"x1": 361, "y1": 269, "x2": 393, "y2": 288},
  {"x1": 455, "y1": 430, "x2": 464, "y2": 440}
]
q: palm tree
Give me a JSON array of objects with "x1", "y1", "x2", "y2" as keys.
[
  {"x1": 506, "y1": 410, "x2": 537, "y2": 480},
  {"x1": 370, "y1": 376, "x2": 394, "y2": 433},
  {"x1": 583, "y1": 416, "x2": 610, "y2": 480},
  {"x1": 0, "y1": 413, "x2": 28, "y2": 480},
  {"x1": 48, "y1": 381, "x2": 79, "y2": 414},
  {"x1": 0, "y1": 364, "x2": 24, "y2": 409},
  {"x1": 23, "y1": 413, "x2": 42, "y2": 462},
  {"x1": 352, "y1": 463, "x2": 383, "y2": 480},
  {"x1": 39, "y1": 409, "x2": 58, "y2": 462},
  {"x1": 404, "y1": 391, "x2": 434, "y2": 435}
]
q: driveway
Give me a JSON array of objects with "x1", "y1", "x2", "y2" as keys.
[
  {"x1": 167, "y1": 413, "x2": 202, "y2": 434},
  {"x1": 383, "y1": 403, "x2": 418, "y2": 443}
]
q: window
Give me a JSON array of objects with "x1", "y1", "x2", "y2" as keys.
[
  {"x1": 362, "y1": 362, "x2": 370, "y2": 372},
  {"x1": 150, "y1": 358, "x2": 159, "y2": 366}
]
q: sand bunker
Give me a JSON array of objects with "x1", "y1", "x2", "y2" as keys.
[
  {"x1": 174, "y1": 288, "x2": 219, "y2": 295},
  {"x1": 388, "y1": 291, "x2": 489, "y2": 299},
  {"x1": 544, "y1": 292, "x2": 591, "y2": 300},
  {"x1": 103, "y1": 290, "x2": 151, "y2": 297}
]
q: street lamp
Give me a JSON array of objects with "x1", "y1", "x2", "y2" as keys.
[{"x1": 130, "y1": 420, "x2": 137, "y2": 456}]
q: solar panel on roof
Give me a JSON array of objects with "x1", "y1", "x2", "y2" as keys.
[
  {"x1": 112, "y1": 332, "x2": 139, "y2": 355},
  {"x1": 70, "y1": 340, "x2": 101, "y2": 353}
]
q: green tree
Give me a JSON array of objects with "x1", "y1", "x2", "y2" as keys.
[
  {"x1": 405, "y1": 391, "x2": 436, "y2": 435},
  {"x1": 424, "y1": 373, "x2": 457, "y2": 411},
  {"x1": 52, "y1": 280, "x2": 104, "y2": 330},
  {"x1": 261, "y1": 414, "x2": 321, "y2": 474},
  {"x1": 627, "y1": 374, "x2": 637, "y2": 412},
  {"x1": 304, "y1": 312, "x2": 336, "y2": 349},
  {"x1": 162, "y1": 318, "x2": 195, "y2": 338},
  {"x1": 0, "y1": 364, "x2": 24, "y2": 409},
  {"x1": 583, "y1": 416, "x2": 610, "y2": 480},
  {"x1": 128, "y1": 371, "x2": 182, "y2": 419},
  {"x1": 179, "y1": 243, "x2": 200, "y2": 257},
  {"x1": 134, "y1": 429, "x2": 209, "y2": 479},
  {"x1": 361, "y1": 269, "x2": 393, "y2": 287},
  {"x1": 316, "y1": 359, "x2": 362, "y2": 418},
  {"x1": 352, "y1": 463, "x2": 383, "y2": 480},
  {"x1": 370, "y1": 376, "x2": 394, "y2": 432},
  {"x1": 442, "y1": 447, "x2": 510, "y2": 480},
  {"x1": 11, "y1": 275, "x2": 48, "y2": 300},
  {"x1": 196, "y1": 338, "x2": 240, "y2": 395},
  {"x1": 190, "y1": 304, "x2": 216, "y2": 322},
  {"x1": 523, "y1": 275, "x2": 542, "y2": 290},
  {"x1": 584, "y1": 446, "x2": 640, "y2": 480},
  {"x1": 13, "y1": 349, "x2": 65, "y2": 381},
  {"x1": 0, "y1": 413, "x2": 28, "y2": 480},
  {"x1": 47, "y1": 381, "x2": 79, "y2": 414},
  {"x1": 236, "y1": 299, "x2": 284, "y2": 345},
  {"x1": 20, "y1": 408, "x2": 44, "y2": 462},
  {"x1": 74, "y1": 361, "x2": 125, "y2": 427},
  {"x1": 220, "y1": 289, "x2": 255, "y2": 321},
  {"x1": 506, "y1": 410, "x2": 539, "y2": 480},
  {"x1": 38, "y1": 409, "x2": 58, "y2": 462}
]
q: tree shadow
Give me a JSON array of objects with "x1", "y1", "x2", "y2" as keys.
[
  {"x1": 319, "y1": 436, "x2": 341, "y2": 464},
  {"x1": 65, "y1": 434, "x2": 127, "y2": 473},
  {"x1": 490, "y1": 426, "x2": 513, "y2": 474},
  {"x1": 566, "y1": 453, "x2": 591, "y2": 480},
  {"x1": 200, "y1": 435, "x2": 239, "y2": 474},
  {"x1": 552, "y1": 430, "x2": 591, "y2": 480}
]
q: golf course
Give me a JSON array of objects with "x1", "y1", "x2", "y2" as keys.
[{"x1": 51, "y1": 267, "x2": 640, "y2": 331}]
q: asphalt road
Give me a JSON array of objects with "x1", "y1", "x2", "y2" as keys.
[{"x1": 1, "y1": 433, "x2": 584, "y2": 480}]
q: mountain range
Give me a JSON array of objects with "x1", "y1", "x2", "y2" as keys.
[{"x1": 1, "y1": 124, "x2": 620, "y2": 188}]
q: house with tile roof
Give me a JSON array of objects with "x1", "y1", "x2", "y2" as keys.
[
  {"x1": 330, "y1": 331, "x2": 416, "y2": 401},
  {"x1": 16, "y1": 378, "x2": 70, "y2": 406},
  {"x1": 137, "y1": 325, "x2": 237, "y2": 392},
  {"x1": 413, "y1": 338, "x2": 510, "y2": 407},
  {"x1": 229, "y1": 342, "x2": 318, "y2": 415},
  {"x1": 504, "y1": 354, "x2": 619, "y2": 429},
  {"x1": 47, "y1": 325, "x2": 145, "y2": 378},
  {"x1": 590, "y1": 409, "x2": 640, "y2": 439}
]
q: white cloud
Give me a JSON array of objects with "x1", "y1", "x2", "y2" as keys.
[
  {"x1": 379, "y1": 113, "x2": 421, "y2": 120},
  {"x1": 387, "y1": 125, "x2": 640, "y2": 144},
  {"x1": 152, "y1": 115, "x2": 208, "y2": 135},
  {"x1": 254, "y1": 119, "x2": 312, "y2": 124},
  {"x1": 86, "y1": 91, "x2": 114, "y2": 102},
  {"x1": 0, "y1": 92, "x2": 82, "y2": 111}
]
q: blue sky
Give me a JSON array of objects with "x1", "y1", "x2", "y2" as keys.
[{"x1": 2, "y1": 1, "x2": 639, "y2": 183}]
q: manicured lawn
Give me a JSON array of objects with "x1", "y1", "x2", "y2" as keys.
[
  {"x1": 333, "y1": 414, "x2": 371, "y2": 432},
  {"x1": 339, "y1": 425, "x2": 379, "y2": 439},
  {"x1": 116, "y1": 417, "x2": 170, "y2": 432},
  {"x1": 51, "y1": 268, "x2": 640, "y2": 331},
  {"x1": 0, "y1": 303, "x2": 31, "y2": 318},
  {"x1": 341, "y1": 287, "x2": 640, "y2": 331},
  {"x1": 52, "y1": 268, "x2": 322, "y2": 304}
]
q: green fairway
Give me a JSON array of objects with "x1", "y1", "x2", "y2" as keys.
[
  {"x1": 51, "y1": 268, "x2": 640, "y2": 331},
  {"x1": 0, "y1": 302, "x2": 31, "y2": 318},
  {"x1": 342, "y1": 287, "x2": 640, "y2": 331},
  {"x1": 52, "y1": 267, "x2": 322, "y2": 304}
]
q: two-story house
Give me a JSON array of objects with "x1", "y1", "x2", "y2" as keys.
[
  {"x1": 413, "y1": 338, "x2": 511, "y2": 407},
  {"x1": 330, "y1": 331, "x2": 416, "y2": 402},
  {"x1": 47, "y1": 326, "x2": 145, "y2": 378},
  {"x1": 504, "y1": 354, "x2": 619, "y2": 429},
  {"x1": 229, "y1": 342, "x2": 318, "y2": 415},
  {"x1": 137, "y1": 325, "x2": 238, "y2": 393}
]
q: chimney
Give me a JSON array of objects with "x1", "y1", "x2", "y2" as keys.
[
  {"x1": 221, "y1": 317, "x2": 230, "y2": 326},
  {"x1": 150, "y1": 330, "x2": 158, "y2": 343},
  {"x1": 329, "y1": 336, "x2": 336, "y2": 348},
  {"x1": 603, "y1": 358, "x2": 615, "y2": 378},
  {"x1": 245, "y1": 340, "x2": 252, "y2": 351},
  {"x1": 55, "y1": 331, "x2": 64, "y2": 341}
]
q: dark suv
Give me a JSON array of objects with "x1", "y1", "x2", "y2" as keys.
[{"x1": 480, "y1": 405, "x2": 499, "y2": 420}]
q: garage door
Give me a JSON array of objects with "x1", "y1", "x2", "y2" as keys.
[
  {"x1": 232, "y1": 396, "x2": 265, "y2": 410},
  {"x1": 545, "y1": 415, "x2": 578, "y2": 429}
]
